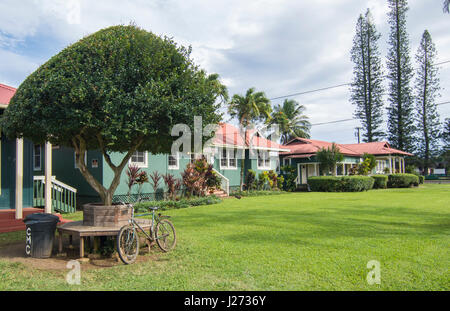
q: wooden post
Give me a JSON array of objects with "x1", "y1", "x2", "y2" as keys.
[
  {"x1": 389, "y1": 155, "x2": 392, "y2": 174},
  {"x1": 44, "y1": 142, "x2": 52, "y2": 214},
  {"x1": 80, "y1": 236, "x2": 84, "y2": 258},
  {"x1": 15, "y1": 138, "x2": 24, "y2": 220}
]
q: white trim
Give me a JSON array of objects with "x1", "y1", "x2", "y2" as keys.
[
  {"x1": 257, "y1": 151, "x2": 272, "y2": 170},
  {"x1": 44, "y1": 142, "x2": 52, "y2": 213},
  {"x1": 33, "y1": 144, "x2": 41, "y2": 171},
  {"x1": 211, "y1": 143, "x2": 289, "y2": 152},
  {"x1": 34, "y1": 175, "x2": 78, "y2": 193},
  {"x1": 15, "y1": 138, "x2": 23, "y2": 219},
  {"x1": 213, "y1": 168, "x2": 229, "y2": 195},
  {"x1": 129, "y1": 151, "x2": 148, "y2": 168},
  {"x1": 219, "y1": 148, "x2": 237, "y2": 170},
  {"x1": 168, "y1": 153, "x2": 179, "y2": 170},
  {"x1": 74, "y1": 151, "x2": 87, "y2": 169}
]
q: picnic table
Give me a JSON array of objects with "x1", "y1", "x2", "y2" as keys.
[{"x1": 57, "y1": 220, "x2": 151, "y2": 258}]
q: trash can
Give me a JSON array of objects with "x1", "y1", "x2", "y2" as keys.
[{"x1": 23, "y1": 213, "x2": 60, "y2": 258}]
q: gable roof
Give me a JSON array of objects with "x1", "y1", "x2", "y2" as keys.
[
  {"x1": 343, "y1": 141, "x2": 413, "y2": 156},
  {"x1": 213, "y1": 123, "x2": 290, "y2": 151},
  {"x1": 282, "y1": 137, "x2": 361, "y2": 156},
  {"x1": 282, "y1": 137, "x2": 413, "y2": 157},
  {"x1": 0, "y1": 83, "x2": 16, "y2": 108}
]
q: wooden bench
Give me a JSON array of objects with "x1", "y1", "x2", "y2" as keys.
[{"x1": 57, "y1": 220, "x2": 151, "y2": 258}]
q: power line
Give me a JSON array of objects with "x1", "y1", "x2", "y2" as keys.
[
  {"x1": 310, "y1": 100, "x2": 450, "y2": 127},
  {"x1": 269, "y1": 60, "x2": 450, "y2": 101}
]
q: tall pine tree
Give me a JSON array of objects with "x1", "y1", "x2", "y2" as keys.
[
  {"x1": 386, "y1": 0, "x2": 415, "y2": 153},
  {"x1": 414, "y1": 30, "x2": 441, "y2": 174},
  {"x1": 350, "y1": 9, "x2": 384, "y2": 142}
]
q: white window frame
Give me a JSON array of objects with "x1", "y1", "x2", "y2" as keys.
[
  {"x1": 257, "y1": 151, "x2": 271, "y2": 170},
  {"x1": 33, "y1": 144, "x2": 41, "y2": 171},
  {"x1": 283, "y1": 158, "x2": 291, "y2": 166},
  {"x1": 129, "y1": 151, "x2": 148, "y2": 168},
  {"x1": 74, "y1": 151, "x2": 88, "y2": 169},
  {"x1": 219, "y1": 148, "x2": 237, "y2": 170},
  {"x1": 168, "y1": 153, "x2": 179, "y2": 170}
]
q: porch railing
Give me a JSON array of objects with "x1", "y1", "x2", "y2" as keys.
[
  {"x1": 33, "y1": 176, "x2": 77, "y2": 213},
  {"x1": 212, "y1": 169, "x2": 229, "y2": 195}
]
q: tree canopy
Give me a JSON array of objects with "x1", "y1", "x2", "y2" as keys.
[
  {"x1": 1, "y1": 25, "x2": 225, "y2": 205},
  {"x1": 316, "y1": 143, "x2": 344, "y2": 176}
]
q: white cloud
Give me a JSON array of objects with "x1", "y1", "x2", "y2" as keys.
[{"x1": 0, "y1": 0, "x2": 449, "y2": 142}]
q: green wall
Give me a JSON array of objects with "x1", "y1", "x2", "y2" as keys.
[{"x1": 0, "y1": 135, "x2": 34, "y2": 210}]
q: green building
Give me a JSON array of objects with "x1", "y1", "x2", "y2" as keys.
[
  {"x1": 280, "y1": 138, "x2": 413, "y2": 185},
  {"x1": 47, "y1": 123, "x2": 288, "y2": 205}
]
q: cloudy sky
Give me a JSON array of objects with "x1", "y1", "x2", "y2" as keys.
[{"x1": 0, "y1": 0, "x2": 449, "y2": 143}]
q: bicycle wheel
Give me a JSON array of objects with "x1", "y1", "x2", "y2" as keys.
[
  {"x1": 155, "y1": 219, "x2": 176, "y2": 252},
  {"x1": 117, "y1": 224, "x2": 139, "y2": 264}
]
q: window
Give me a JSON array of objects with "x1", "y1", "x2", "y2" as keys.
[
  {"x1": 283, "y1": 158, "x2": 291, "y2": 166},
  {"x1": 130, "y1": 151, "x2": 148, "y2": 168},
  {"x1": 220, "y1": 148, "x2": 237, "y2": 169},
  {"x1": 74, "y1": 151, "x2": 87, "y2": 169},
  {"x1": 33, "y1": 144, "x2": 41, "y2": 171},
  {"x1": 257, "y1": 151, "x2": 271, "y2": 169},
  {"x1": 168, "y1": 153, "x2": 179, "y2": 170}
]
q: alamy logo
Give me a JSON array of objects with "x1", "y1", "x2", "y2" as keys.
[
  {"x1": 366, "y1": 260, "x2": 381, "y2": 285},
  {"x1": 66, "y1": 260, "x2": 81, "y2": 285}
]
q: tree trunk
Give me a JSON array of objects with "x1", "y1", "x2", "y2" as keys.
[{"x1": 73, "y1": 135, "x2": 143, "y2": 206}]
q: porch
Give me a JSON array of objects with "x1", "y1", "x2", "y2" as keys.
[{"x1": 295, "y1": 162, "x2": 359, "y2": 185}]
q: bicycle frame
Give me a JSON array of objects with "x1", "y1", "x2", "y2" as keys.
[{"x1": 126, "y1": 203, "x2": 168, "y2": 242}]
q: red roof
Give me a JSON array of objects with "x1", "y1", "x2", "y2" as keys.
[
  {"x1": 281, "y1": 138, "x2": 361, "y2": 156},
  {"x1": 213, "y1": 123, "x2": 289, "y2": 151},
  {"x1": 282, "y1": 137, "x2": 412, "y2": 157},
  {"x1": 343, "y1": 142, "x2": 413, "y2": 156},
  {"x1": 0, "y1": 83, "x2": 16, "y2": 106}
]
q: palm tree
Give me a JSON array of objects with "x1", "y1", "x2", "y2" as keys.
[
  {"x1": 228, "y1": 87, "x2": 272, "y2": 190},
  {"x1": 270, "y1": 99, "x2": 311, "y2": 144},
  {"x1": 206, "y1": 73, "x2": 229, "y2": 104}
]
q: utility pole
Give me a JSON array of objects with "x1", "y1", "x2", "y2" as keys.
[{"x1": 355, "y1": 127, "x2": 362, "y2": 144}]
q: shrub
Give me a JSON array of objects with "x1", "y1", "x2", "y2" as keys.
[
  {"x1": 245, "y1": 170, "x2": 257, "y2": 190},
  {"x1": 357, "y1": 153, "x2": 377, "y2": 175},
  {"x1": 257, "y1": 171, "x2": 270, "y2": 190},
  {"x1": 231, "y1": 190, "x2": 285, "y2": 197},
  {"x1": 316, "y1": 143, "x2": 344, "y2": 175},
  {"x1": 308, "y1": 176, "x2": 374, "y2": 192},
  {"x1": 372, "y1": 175, "x2": 388, "y2": 189},
  {"x1": 163, "y1": 174, "x2": 182, "y2": 200},
  {"x1": 135, "y1": 196, "x2": 222, "y2": 212},
  {"x1": 387, "y1": 174, "x2": 420, "y2": 188},
  {"x1": 280, "y1": 165, "x2": 297, "y2": 191},
  {"x1": 308, "y1": 176, "x2": 341, "y2": 192},
  {"x1": 419, "y1": 175, "x2": 425, "y2": 184},
  {"x1": 267, "y1": 170, "x2": 279, "y2": 189}
]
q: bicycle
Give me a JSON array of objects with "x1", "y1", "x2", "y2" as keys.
[{"x1": 116, "y1": 202, "x2": 176, "y2": 264}]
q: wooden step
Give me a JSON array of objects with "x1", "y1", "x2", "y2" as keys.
[{"x1": 0, "y1": 209, "x2": 73, "y2": 233}]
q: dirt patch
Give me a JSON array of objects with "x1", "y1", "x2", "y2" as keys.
[{"x1": 0, "y1": 236, "x2": 160, "y2": 271}]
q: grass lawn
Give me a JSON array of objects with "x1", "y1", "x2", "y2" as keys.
[{"x1": 0, "y1": 184, "x2": 448, "y2": 290}]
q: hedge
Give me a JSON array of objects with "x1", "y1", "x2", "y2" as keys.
[
  {"x1": 372, "y1": 175, "x2": 388, "y2": 189},
  {"x1": 134, "y1": 196, "x2": 222, "y2": 212},
  {"x1": 387, "y1": 174, "x2": 420, "y2": 188},
  {"x1": 308, "y1": 176, "x2": 374, "y2": 192},
  {"x1": 231, "y1": 190, "x2": 286, "y2": 197}
]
